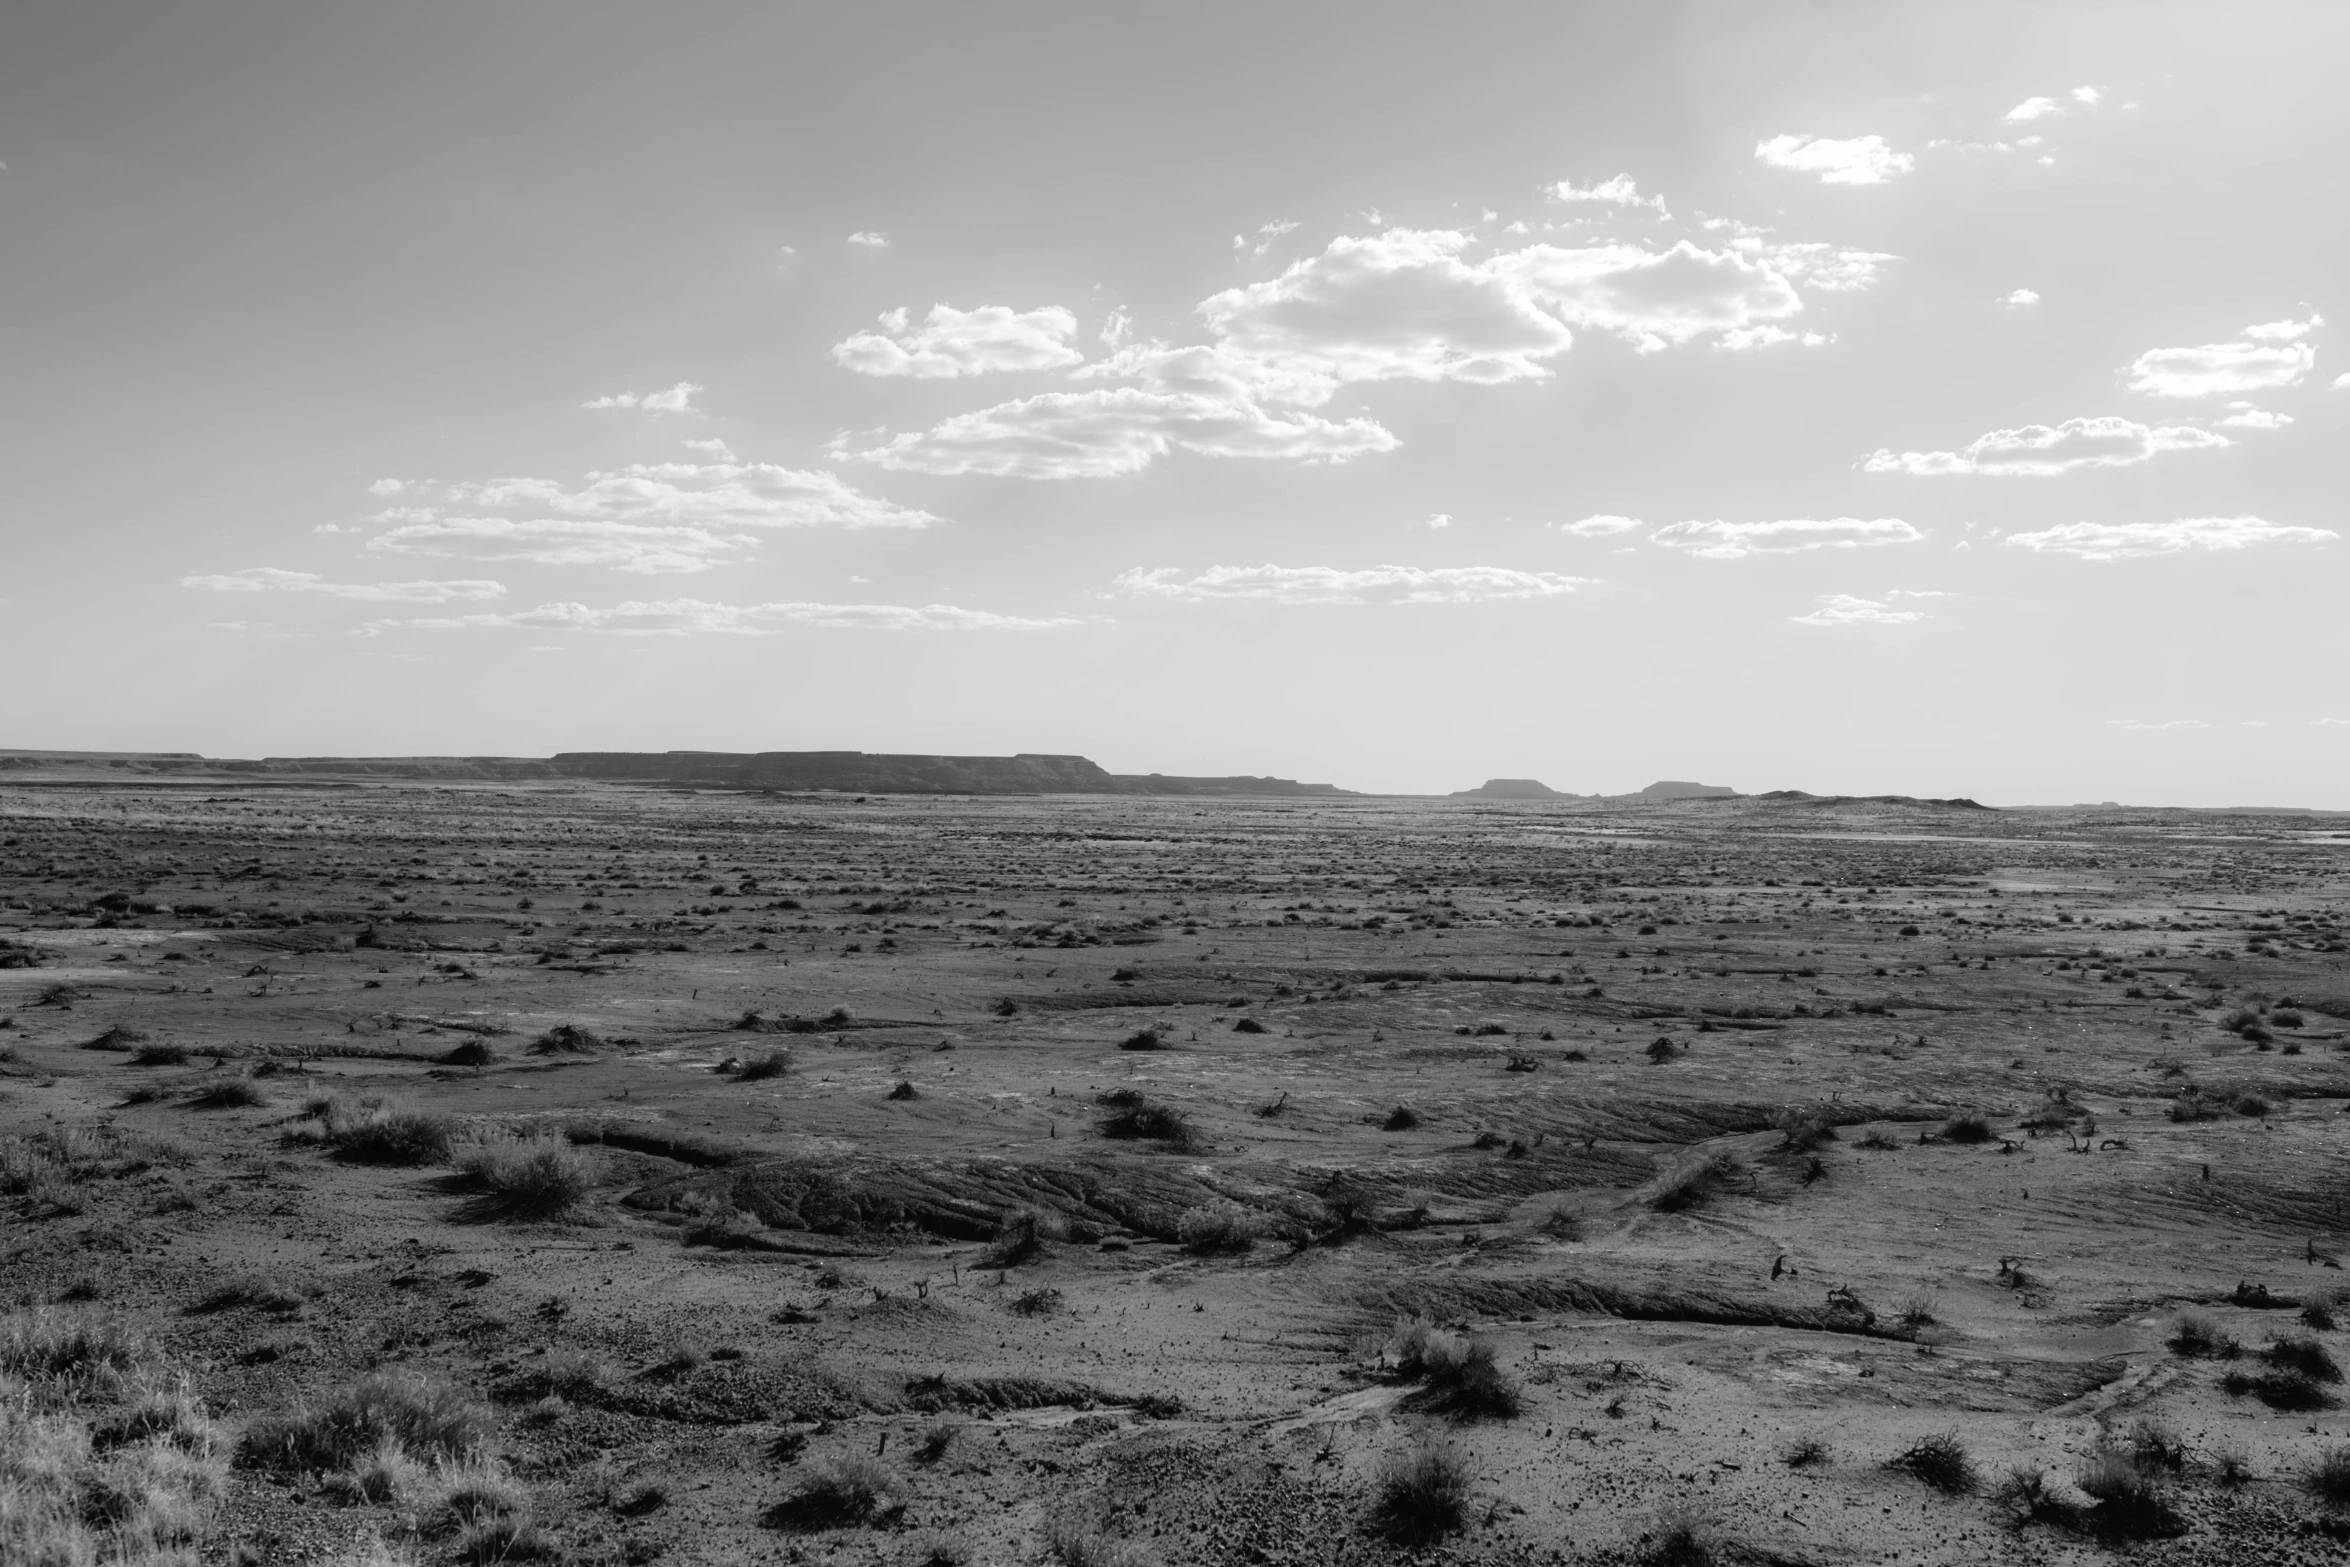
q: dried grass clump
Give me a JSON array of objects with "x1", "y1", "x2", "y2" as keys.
[
  {"x1": 1776, "y1": 1108, "x2": 1838, "y2": 1153},
  {"x1": 2072, "y1": 1438, "x2": 2187, "y2": 1540},
  {"x1": 188, "y1": 1075, "x2": 269, "y2": 1109},
  {"x1": 2306, "y1": 1443, "x2": 2350, "y2": 1508},
  {"x1": 1386, "y1": 1319, "x2": 1522, "y2": 1419},
  {"x1": 450, "y1": 1131, "x2": 593, "y2": 1219},
  {"x1": 0, "y1": 1309, "x2": 149, "y2": 1404},
  {"x1": 1887, "y1": 1431, "x2": 1977, "y2": 1494},
  {"x1": 1372, "y1": 1437, "x2": 1470, "y2": 1544},
  {"x1": 1098, "y1": 1100, "x2": 1199, "y2": 1151},
  {"x1": 1041, "y1": 1516, "x2": 1151, "y2": 1567},
  {"x1": 239, "y1": 1371, "x2": 492, "y2": 1474},
  {"x1": 734, "y1": 1049, "x2": 793, "y2": 1081},
  {"x1": 1, "y1": 1393, "x2": 228, "y2": 1565},
  {"x1": 2260, "y1": 1334, "x2": 2342, "y2": 1383},
  {"x1": 2166, "y1": 1310, "x2": 2239, "y2": 1359},
  {"x1": 1176, "y1": 1201, "x2": 1261, "y2": 1255},
  {"x1": 763, "y1": 1453, "x2": 906, "y2": 1530},
  {"x1": 1940, "y1": 1113, "x2": 1994, "y2": 1144},
  {"x1": 528, "y1": 1024, "x2": 603, "y2": 1055},
  {"x1": 319, "y1": 1097, "x2": 457, "y2": 1166}
]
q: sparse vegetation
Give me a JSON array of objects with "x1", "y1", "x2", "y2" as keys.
[
  {"x1": 1176, "y1": 1201, "x2": 1261, "y2": 1254},
  {"x1": 1940, "y1": 1113, "x2": 1993, "y2": 1144},
  {"x1": 451, "y1": 1131, "x2": 594, "y2": 1218},
  {"x1": 239, "y1": 1370, "x2": 491, "y2": 1473},
  {"x1": 1372, "y1": 1437, "x2": 1470, "y2": 1544},
  {"x1": 764, "y1": 1453, "x2": 906, "y2": 1530},
  {"x1": 735, "y1": 1049, "x2": 793, "y2": 1081},
  {"x1": 2306, "y1": 1443, "x2": 2350, "y2": 1508},
  {"x1": 317, "y1": 1097, "x2": 457, "y2": 1165},
  {"x1": 1887, "y1": 1431, "x2": 1976, "y2": 1494},
  {"x1": 2167, "y1": 1310, "x2": 2240, "y2": 1359},
  {"x1": 1651, "y1": 1152, "x2": 1743, "y2": 1212},
  {"x1": 1098, "y1": 1099, "x2": 1199, "y2": 1151}
]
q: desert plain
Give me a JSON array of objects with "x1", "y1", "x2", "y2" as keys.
[{"x1": 5, "y1": 773, "x2": 2350, "y2": 1566}]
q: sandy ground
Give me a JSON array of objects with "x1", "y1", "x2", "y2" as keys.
[{"x1": 4, "y1": 780, "x2": 2348, "y2": 1565}]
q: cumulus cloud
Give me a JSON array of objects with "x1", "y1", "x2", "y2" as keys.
[
  {"x1": 365, "y1": 518, "x2": 754, "y2": 575},
  {"x1": 1550, "y1": 514, "x2": 1643, "y2": 537},
  {"x1": 363, "y1": 597, "x2": 1079, "y2": 637},
  {"x1": 846, "y1": 231, "x2": 890, "y2": 248},
  {"x1": 1550, "y1": 174, "x2": 1668, "y2": 217},
  {"x1": 680, "y1": 437, "x2": 735, "y2": 458},
  {"x1": 1861, "y1": 416, "x2": 2231, "y2": 476},
  {"x1": 837, "y1": 225, "x2": 1884, "y2": 480},
  {"x1": 832, "y1": 304, "x2": 1084, "y2": 378},
  {"x1": 2004, "y1": 516, "x2": 2339, "y2": 560},
  {"x1": 1790, "y1": 594, "x2": 1926, "y2": 627},
  {"x1": 2000, "y1": 288, "x2": 2041, "y2": 308},
  {"x1": 582, "y1": 382, "x2": 701, "y2": 414},
  {"x1": 1234, "y1": 219, "x2": 1301, "y2": 260},
  {"x1": 181, "y1": 567, "x2": 506, "y2": 602},
  {"x1": 2216, "y1": 403, "x2": 2293, "y2": 430},
  {"x1": 1650, "y1": 518, "x2": 1923, "y2": 558},
  {"x1": 1112, "y1": 564, "x2": 1590, "y2": 606},
  {"x1": 2107, "y1": 719, "x2": 2208, "y2": 731},
  {"x1": 2003, "y1": 96, "x2": 2062, "y2": 122},
  {"x1": 2125, "y1": 316, "x2": 2322, "y2": 398},
  {"x1": 380, "y1": 464, "x2": 937, "y2": 534},
  {"x1": 1753, "y1": 134, "x2": 1914, "y2": 185}
]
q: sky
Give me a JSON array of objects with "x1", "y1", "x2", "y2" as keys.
[{"x1": 2, "y1": 0, "x2": 2346, "y2": 805}]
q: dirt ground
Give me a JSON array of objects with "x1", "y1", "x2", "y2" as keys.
[{"x1": 5, "y1": 779, "x2": 2349, "y2": 1566}]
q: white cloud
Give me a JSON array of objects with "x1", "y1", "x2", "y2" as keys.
[
  {"x1": 2314, "y1": 718, "x2": 2350, "y2": 727},
  {"x1": 1651, "y1": 518, "x2": 1924, "y2": 558},
  {"x1": 1235, "y1": 219, "x2": 1301, "y2": 260},
  {"x1": 365, "y1": 518, "x2": 754, "y2": 575},
  {"x1": 1791, "y1": 594, "x2": 1926, "y2": 627},
  {"x1": 1423, "y1": 513, "x2": 1453, "y2": 530},
  {"x1": 2108, "y1": 719, "x2": 2208, "y2": 731},
  {"x1": 836, "y1": 226, "x2": 1880, "y2": 480},
  {"x1": 680, "y1": 437, "x2": 735, "y2": 458},
  {"x1": 831, "y1": 304, "x2": 1084, "y2": 379},
  {"x1": 2003, "y1": 96, "x2": 2062, "y2": 122},
  {"x1": 1099, "y1": 310, "x2": 1130, "y2": 348},
  {"x1": 1550, "y1": 174, "x2": 1668, "y2": 217},
  {"x1": 1886, "y1": 588, "x2": 1956, "y2": 600},
  {"x1": 2000, "y1": 288, "x2": 2041, "y2": 308},
  {"x1": 846, "y1": 231, "x2": 890, "y2": 248},
  {"x1": 2216, "y1": 404, "x2": 2293, "y2": 430},
  {"x1": 2125, "y1": 318, "x2": 2322, "y2": 398},
  {"x1": 582, "y1": 381, "x2": 701, "y2": 414},
  {"x1": 1113, "y1": 563, "x2": 1589, "y2": 606},
  {"x1": 2072, "y1": 85, "x2": 2104, "y2": 105},
  {"x1": 1551, "y1": 514, "x2": 1643, "y2": 537},
  {"x1": 1753, "y1": 134, "x2": 1914, "y2": 185},
  {"x1": 2335, "y1": 372, "x2": 2350, "y2": 390},
  {"x1": 384, "y1": 464, "x2": 937, "y2": 532},
  {"x1": 181, "y1": 567, "x2": 506, "y2": 603},
  {"x1": 2005, "y1": 516, "x2": 2339, "y2": 560},
  {"x1": 1861, "y1": 416, "x2": 2230, "y2": 476},
  {"x1": 205, "y1": 621, "x2": 299, "y2": 639},
  {"x1": 828, "y1": 386, "x2": 1397, "y2": 479},
  {"x1": 363, "y1": 598, "x2": 1080, "y2": 637}
]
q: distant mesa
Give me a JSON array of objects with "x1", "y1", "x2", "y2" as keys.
[
  {"x1": 1635, "y1": 780, "x2": 1739, "y2": 800},
  {"x1": 1759, "y1": 789, "x2": 1991, "y2": 811},
  {"x1": 1450, "y1": 778, "x2": 1581, "y2": 800},
  {"x1": 0, "y1": 748, "x2": 1356, "y2": 799}
]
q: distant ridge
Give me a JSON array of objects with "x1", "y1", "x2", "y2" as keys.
[
  {"x1": 1450, "y1": 778, "x2": 1584, "y2": 800},
  {"x1": 0, "y1": 748, "x2": 1356, "y2": 798},
  {"x1": 1632, "y1": 780, "x2": 1738, "y2": 800},
  {"x1": 1759, "y1": 789, "x2": 1991, "y2": 810}
]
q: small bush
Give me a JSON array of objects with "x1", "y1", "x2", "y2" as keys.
[
  {"x1": 2304, "y1": 1299, "x2": 2339, "y2": 1332},
  {"x1": 1413, "y1": 1335, "x2": 1522, "y2": 1420},
  {"x1": 2124, "y1": 1417, "x2": 2188, "y2": 1473},
  {"x1": 451, "y1": 1132, "x2": 594, "y2": 1219},
  {"x1": 2306, "y1": 1443, "x2": 2350, "y2": 1507},
  {"x1": 188, "y1": 1076, "x2": 269, "y2": 1109},
  {"x1": 2075, "y1": 1446, "x2": 2185, "y2": 1540},
  {"x1": 2262, "y1": 1335, "x2": 2342, "y2": 1382},
  {"x1": 1231, "y1": 1017, "x2": 1267, "y2": 1034},
  {"x1": 983, "y1": 1209, "x2": 1064, "y2": 1268},
  {"x1": 1011, "y1": 1288, "x2": 1064, "y2": 1317},
  {"x1": 1381, "y1": 1105, "x2": 1421, "y2": 1132},
  {"x1": 1782, "y1": 1437, "x2": 1829, "y2": 1469},
  {"x1": 240, "y1": 1371, "x2": 491, "y2": 1473},
  {"x1": 2221, "y1": 1369, "x2": 2334, "y2": 1410},
  {"x1": 1857, "y1": 1131, "x2": 1900, "y2": 1151},
  {"x1": 0, "y1": 1308, "x2": 148, "y2": 1399},
  {"x1": 916, "y1": 1421, "x2": 959, "y2": 1464},
  {"x1": 736, "y1": 1050, "x2": 793, "y2": 1081},
  {"x1": 1650, "y1": 1153, "x2": 1743, "y2": 1213},
  {"x1": 2167, "y1": 1311, "x2": 2238, "y2": 1359},
  {"x1": 1098, "y1": 1101, "x2": 1199, "y2": 1151},
  {"x1": 1645, "y1": 1504, "x2": 1719, "y2": 1566},
  {"x1": 1888, "y1": 1431, "x2": 1977, "y2": 1494},
  {"x1": 1940, "y1": 1113, "x2": 1993, "y2": 1144},
  {"x1": 1372, "y1": 1437, "x2": 1470, "y2": 1544},
  {"x1": 1896, "y1": 1291, "x2": 1940, "y2": 1330},
  {"x1": 438, "y1": 1039, "x2": 497, "y2": 1067},
  {"x1": 1176, "y1": 1201, "x2": 1261, "y2": 1255},
  {"x1": 1777, "y1": 1108, "x2": 1838, "y2": 1152},
  {"x1": 529, "y1": 1024, "x2": 603, "y2": 1055},
  {"x1": 764, "y1": 1454, "x2": 906, "y2": 1530},
  {"x1": 1117, "y1": 1030, "x2": 1165, "y2": 1051},
  {"x1": 456, "y1": 1515, "x2": 557, "y2": 1562},
  {"x1": 887, "y1": 1079, "x2": 918, "y2": 1100},
  {"x1": 132, "y1": 1043, "x2": 192, "y2": 1067},
  {"x1": 1041, "y1": 1517, "x2": 1150, "y2": 1567},
  {"x1": 322, "y1": 1100, "x2": 456, "y2": 1166},
  {"x1": 1645, "y1": 1037, "x2": 1682, "y2": 1064}
]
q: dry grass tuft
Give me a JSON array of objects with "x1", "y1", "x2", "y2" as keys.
[
  {"x1": 317, "y1": 1097, "x2": 458, "y2": 1166},
  {"x1": 1887, "y1": 1431, "x2": 1976, "y2": 1494},
  {"x1": 1372, "y1": 1437, "x2": 1470, "y2": 1544},
  {"x1": 239, "y1": 1370, "x2": 492, "y2": 1474},
  {"x1": 1650, "y1": 1152, "x2": 1744, "y2": 1212},
  {"x1": 451, "y1": 1131, "x2": 593, "y2": 1219},
  {"x1": 1175, "y1": 1201, "x2": 1261, "y2": 1255},
  {"x1": 762, "y1": 1454, "x2": 906, "y2": 1531}
]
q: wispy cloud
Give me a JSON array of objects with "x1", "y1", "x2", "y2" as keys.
[
  {"x1": 181, "y1": 567, "x2": 506, "y2": 603},
  {"x1": 1233, "y1": 219, "x2": 1300, "y2": 260},
  {"x1": 2216, "y1": 404, "x2": 2292, "y2": 430},
  {"x1": 1550, "y1": 514, "x2": 1643, "y2": 537},
  {"x1": 2005, "y1": 515, "x2": 2338, "y2": 560},
  {"x1": 365, "y1": 518, "x2": 754, "y2": 575},
  {"x1": 2125, "y1": 316, "x2": 2322, "y2": 398},
  {"x1": 1790, "y1": 593, "x2": 1926, "y2": 627},
  {"x1": 1112, "y1": 564, "x2": 1590, "y2": 605},
  {"x1": 582, "y1": 382, "x2": 701, "y2": 414},
  {"x1": 1999, "y1": 288, "x2": 2041, "y2": 308},
  {"x1": 846, "y1": 230, "x2": 890, "y2": 248},
  {"x1": 2107, "y1": 718, "x2": 2209, "y2": 731},
  {"x1": 832, "y1": 305, "x2": 1084, "y2": 379},
  {"x1": 371, "y1": 464, "x2": 938, "y2": 538},
  {"x1": 1651, "y1": 518, "x2": 1923, "y2": 558},
  {"x1": 1753, "y1": 134, "x2": 1914, "y2": 185},
  {"x1": 361, "y1": 598, "x2": 1081, "y2": 637},
  {"x1": 1861, "y1": 415, "x2": 2230, "y2": 476}
]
